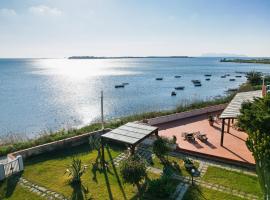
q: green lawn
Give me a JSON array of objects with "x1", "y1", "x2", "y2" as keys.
[
  {"x1": 22, "y1": 144, "x2": 161, "y2": 200},
  {"x1": 202, "y1": 166, "x2": 262, "y2": 198},
  {"x1": 151, "y1": 156, "x2": 200, "y2": 177},
  {"x1": 0, "y1": 174, "x2": 44, "y2": 200},
  {"x1": 183, "y1": 185, "x2": 244, "y2": 200}
]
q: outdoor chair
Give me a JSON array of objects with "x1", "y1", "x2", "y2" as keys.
[
  {"x1": 182, "y1": 132, "x2": 195, "y2": 142},
  {"x1": 196, "y1": 132, "x2": 208, "y2": 142}
]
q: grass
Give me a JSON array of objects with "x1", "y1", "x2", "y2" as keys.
[
  {"x1": 202, "y1": 166, "x2": 263, "y2": 197},
  {"x1": 151, "y1": 156, "x2": 200, "y2": 177},
  {"x1": 0, "y1": 94, "x2": 234, "y2": 156},
  {"x1": 22, "y1": 144, "x2": 161, "y2": 200},
  {"x1": 0, "y1": 174, "x2": 44, "y2": 200},
  {"x1": 183, "y1": 185, "x2": 244, "y2": 200}
]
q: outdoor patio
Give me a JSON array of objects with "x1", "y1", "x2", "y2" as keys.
[{"x1": 158, "y1": 112, "x2": 255, "y2": 165}]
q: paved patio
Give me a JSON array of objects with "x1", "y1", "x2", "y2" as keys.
[{"x1": 158, "y1": 112, "x2": 255, "y2": 165}]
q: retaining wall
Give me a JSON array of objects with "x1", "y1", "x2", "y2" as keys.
[
  {"x1": 8, "y1": 129, "x2": 110, "y2": 160},
  {"x1": 147, "y1": 104, "x2": 227, "y2": 125}
]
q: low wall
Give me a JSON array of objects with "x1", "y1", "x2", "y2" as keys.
[
  {"x1": 147, "y1": 104, "x2": 227, "y2": 125},
  {"x1": 8, "y1": 129, "x2": 110, "y2": 160}
]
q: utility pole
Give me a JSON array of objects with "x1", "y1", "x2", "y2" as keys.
[{"x1": 101, "y1": 91, "x2": 104, "y2": 130}]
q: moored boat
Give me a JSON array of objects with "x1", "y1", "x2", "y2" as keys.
[
  {"x1": 175, "y1": 86, "x2": 185, "y2": 90},
  {"x1": 229, "y1": 78, "x2": 236, "y2": 81},
  {"x1": 205, "y1": 78, "x2": 210, "y2": 81},
  {"x1": 156, "y1": 78, "x2": 163, "y2": 80},
  {"x1": 221, "y1": 75, "x2": 226, "y2": 78},
  {"x1": 194, "y1": 83, "x2": 202, "y2": 87},
  {"x1": 171, "y1": 91, "x2": 176, "y2": 96},
  {"x1": 174, "y1": 75, "x2": 181, "y2": 78},
  {"x1": 115, "y1": 84, "x2": 125, "y2": 88},
  {"x1": 204, "y1": 74, "x2": 212, "y2": 77},
  {"x1": 235, "y1": 75, "x2": 242, "y2": 78},
  {"x1": 191, "y1": 80, "x2": 201, "y2": 83}
]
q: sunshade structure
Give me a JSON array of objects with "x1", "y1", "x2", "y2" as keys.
[
  {"x1": 101, "y1": 122, "x2": 158, "y2": 154},
  {"x1": 219, "y1": 90, "x2": 262, "y2": 146}
]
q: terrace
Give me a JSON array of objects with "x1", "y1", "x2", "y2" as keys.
[{"x1": 158, "y1": 112, "x2": 255, "y2": 166}]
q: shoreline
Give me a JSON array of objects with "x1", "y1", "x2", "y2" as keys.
[{"x1": 220, "y1": 58, "x2": 270, "y2": 64}]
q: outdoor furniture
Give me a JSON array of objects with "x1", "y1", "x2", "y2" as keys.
[
  {"x1": 196, "y1": 132, "x2": 208, "y2": 142},
  {"x1": 182, "y1": 132, "x2": 195, "y2": 142}
]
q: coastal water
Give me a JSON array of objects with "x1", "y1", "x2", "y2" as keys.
[{"x1": 0, "y1": 57, "x2": 270, "y2": 138}]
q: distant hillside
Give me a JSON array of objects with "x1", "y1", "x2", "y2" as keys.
[
  {"x1": 220, "y1": 58, "x2": 270, "y2": 64},
  {"x1": 201, "y1": 53, "x2": 246, "y2": 57},
  {"x1": 68, "y1": 56, "x2": 190, "y2": 59}
]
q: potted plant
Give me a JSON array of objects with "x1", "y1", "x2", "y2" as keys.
[{"x1": 208, "y1": 115, "x2": 214, "y2": 126}]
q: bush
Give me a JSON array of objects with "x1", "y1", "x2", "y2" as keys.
[
  {"x1": 120, "y1": 155, "x2": 147, "y2": 196},
  {"x1": 153, "y1": 137, "x2": 171, "y2": 163},
  {"x1": 65, "y1": 158, "x2": 87, "y2": 184},
  {"x1": 246, "y1": 71, "x2": 263, "y2": 86},
  {"x1": 144, "y1": 176, "x2": 175, "y2": 199},
  {"x1": 120, "y1": 155, "x2": 147, "y2": 185}
]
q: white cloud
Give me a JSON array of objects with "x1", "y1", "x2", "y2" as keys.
[
  {"x1": 0, "y1": 8, "x2": 17, "y2": 17},
  {"x1": 29, "y1": 5, "x2": 62, "y2": 16}
]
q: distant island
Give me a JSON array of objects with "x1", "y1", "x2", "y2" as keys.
[
  {"x1": 68, "y1": 56, "x2": 190, "y2": 59},
  {"x1": 220, "y1": 58, "x2": 270, "y2": 64}
]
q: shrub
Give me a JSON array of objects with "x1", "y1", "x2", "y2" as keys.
[
  {"x1": 246, "y1": 71, "x2": 263, "y2": 86},
  {"x1": 65, "y1": 158, "x2": 87, "y2": 184},
  {"x1": 120, "y1": 155, "x2": 147, "y2": 196},
  {"x1": 153, "y1": 137, "x2": 171, "y2": 163},
  {"x1": 144, "y1": 176, "x2": 175, "y2": 199}
]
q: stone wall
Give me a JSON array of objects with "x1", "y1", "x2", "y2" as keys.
[
  {"x1": 147, "y1": 104, "x2": 227, "y2": 125},
  {"x1": 8, "y1": 129, "x2": 110, "y2": 160}
]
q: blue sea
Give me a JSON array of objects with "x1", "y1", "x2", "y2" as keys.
[{"x1": 0, "y1": 57, "x2": 270, "y2": 137}]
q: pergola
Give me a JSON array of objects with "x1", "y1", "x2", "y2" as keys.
[
  {"x1": 219, "y1": 90, "x2": 262, "y2": 146},
  {"x1": 101, "y1": 122, "x2": 158, "y2": 159}
]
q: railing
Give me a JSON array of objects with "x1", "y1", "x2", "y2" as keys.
[{"x1": 0, "y1": 155, "x2": 24, "y2": 180}]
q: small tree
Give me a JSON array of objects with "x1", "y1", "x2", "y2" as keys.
[
  {"x1": 153, "y1": 137, "x2": 171, "y2": 164},
  {"x1": 246, "y1": 71, "x2": 263, "y2": 86},
  {"x1": 120, "y1": 155, "x2": 147, "y2": 197},
  {"x1": 89, "y1": 135, "x2": 103, "y2": 169},
  {"x1": 65, "y1": 158, "x2": 87, "y2": 184},
  {"x1": 238, "y1": 95, "x2": 270, "y2": 200}
]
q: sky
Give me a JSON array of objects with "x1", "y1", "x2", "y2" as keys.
[{"x1": 0, "y1": 0, "x2": 270, "y2": 58}]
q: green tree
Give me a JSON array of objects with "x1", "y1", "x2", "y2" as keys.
[
  {"x1": 238, "y1": 95, "x2": 270, "y2": 200},
  {"x1": 246, "y1": 71, "x2": 263, "y2": 86},
  {"x1": 120, "y1": 155, "x2": 147, "y2": 198},
  {"x1": 65, "y1": 158, "x2": 87, "y2": 184},
  {"x1": 153, "y1": 137, "x2": 171, "y2": 164}
]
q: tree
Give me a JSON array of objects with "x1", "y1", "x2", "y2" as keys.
[
  {"x1": 89, "y1": 135, "x2": 103, "y2": 169},
  {"x1": 246, "y1": 71, "x2": 263, "y2": 86},
  {"x1": 238, "y1": 95, "x2": 270, "y2": 200},
  {"x1": 65, "y1": 158, "x2": 87, "y2": 184},
  {"x1": 120, "y1": 155, "x2": 147, "y2": 197},
  {"x1": 153, "y1": 137, "x2": 171, "y2": 164}
]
